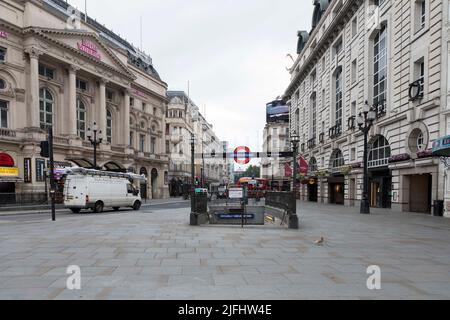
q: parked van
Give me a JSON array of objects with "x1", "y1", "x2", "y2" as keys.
[{"x1": 63, "y1": 168, "x2": 146, "y2": 213}]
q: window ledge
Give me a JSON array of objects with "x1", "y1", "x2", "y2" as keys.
[{"x1": 411, "y1": 27, "x2": 429, "y2": 44}]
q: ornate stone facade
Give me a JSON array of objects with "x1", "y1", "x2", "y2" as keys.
[
  {"x1": 285, "y1": 0, "x2": 444, "y2": 213},
  {"x1": 0, "y1": 0, "x2": 169, "y2": 201}
]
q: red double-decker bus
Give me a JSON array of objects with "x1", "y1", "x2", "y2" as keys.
[{"x1": 236, "y1": 177, "x2": 269, "y2": 198}]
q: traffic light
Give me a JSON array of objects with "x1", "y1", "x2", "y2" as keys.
[
  {"x1": 40, "y1": 141, "x2": 50, "y2": 158},
  {"x1": 195, "y1": 177, "x2": 200, "y2": 186}
]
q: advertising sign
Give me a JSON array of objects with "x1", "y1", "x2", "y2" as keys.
[
  {"x1": 0, "y1": 31, "x2": 8, "y2": 39},
  {"x1": 77, "y1": 39, "x2": 101, "y2": 60},
  {"x1": 228, "y1": 188, "x2": 244, "y2": 199},
  {"x1": 266, "y1": 100, "x2": 289, "y2": 123},
  {"x1": 0, "y1": 167, "x2": 19, "y2": 177}
]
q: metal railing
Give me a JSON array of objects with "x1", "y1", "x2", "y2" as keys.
[
  {"x1": 265, "y1": 191, "x2": 295, "y2": 214},
  {"x1": 0, "y1": 193, "x2": 48, "y2": 206}
]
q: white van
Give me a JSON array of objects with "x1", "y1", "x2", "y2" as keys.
[{"x1": 63, "y1": 168, "x2": 145, "y2": 213}]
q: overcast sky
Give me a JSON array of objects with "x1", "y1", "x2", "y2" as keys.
[{"x1": 70, "y1": 0, "x2": 313, "y2": 159}]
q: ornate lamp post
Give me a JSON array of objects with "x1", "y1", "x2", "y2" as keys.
[
  {"x1": 190, "y1": 133, "x2": 198, "y2": 226},
  {"x1": 86, "y1": 122, "x2": 103, "y2": 170},
  {"x1": 289, "y1": 131, "x2": 300, "y2": 229},
  {"x1": 357, "y1": 102, "x2": 377, "y2": 214}
]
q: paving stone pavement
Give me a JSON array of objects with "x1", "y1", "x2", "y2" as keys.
[{"x1": 0, "y1": 202, "x2": 449, "y2": 300}]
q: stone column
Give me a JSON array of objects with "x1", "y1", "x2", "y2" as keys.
[
  {"x1": 123, "y1": 89, "x2": 131, "y2": 146},
  {"x1": 26, "y1": 48, "x2": 42, "y2": 130},
  {"x1": 98, "y1": 79, "x2": 108, "y2": 140},
  {"x1": 68, "y1": 65, "x2": 79, "y2": 137}
]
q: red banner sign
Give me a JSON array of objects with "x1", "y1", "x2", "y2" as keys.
[{"x1": 77, "y1": 39, "x2": 101, "y2": 60}]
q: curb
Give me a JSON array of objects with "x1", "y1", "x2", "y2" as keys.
[{"x1": 0, "y1": 200, "x2": 189, "y2": 217}]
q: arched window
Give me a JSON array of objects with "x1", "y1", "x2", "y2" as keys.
[
  {"x1": 330, "y1": 149, "x2": 345, "y2": 169},
  {"x1": 39, "y1": 88, "x2": 54, "y2": 130},
  {"x1": 0, "y1": 79, "x2": 6, "y2": 90},
  {"x1": 335, "y1": 68, "x2": 343, "y2": 128},
  {"x1": 368, "y1": 136, "x2": 391, "y2": 168},
  {"x1": 373, "y1": 24, "x2": 387, "y2": 106},
  {"x1": 106, "y1": 110, "x2": 112, "y2": 143},
  {"x1": 309, "y1": 157, "x2": 318, "y2": 173},
  {"x1": 76, "y1": 99, "x2": 86, "y2": 140}
]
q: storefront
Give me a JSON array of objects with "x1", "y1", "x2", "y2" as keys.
[
  {"x1": 328, "y1": 175, "x2": 345, "y2": 205},
  {"x1": 369, "y1": 168, "x2": 392, "y2": 209},
  {"x1": 0, "y1": 152, "x2": 21, "y2": 205},
  {"x1": 307, "y1": 178, "x2": 318, "y2": 202}
]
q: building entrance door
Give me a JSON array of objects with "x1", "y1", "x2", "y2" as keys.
[
  {"x1": 308, "y1": 180, "x2": 318, "y2": 202},
  {"x1": 409, "y1": 174, "x2": 432, "y2": 213},
  {"x1": 328, "y1": 176, "x2": 345, "y2": 205},
  {"x1": 369, "y1": 169, "x2": 392, "y2": 209}
]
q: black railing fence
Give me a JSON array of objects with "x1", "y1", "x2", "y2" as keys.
[
  {"x1": 265, "y1": 191, "x2": 296, "y2": 214},
  {"x1": 0, "y1": 193, "x2": 49, "y2": 206}
]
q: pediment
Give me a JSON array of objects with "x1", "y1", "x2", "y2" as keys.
[{"x1": 32, "y1": 28, "x2": 136, "y2": 81}]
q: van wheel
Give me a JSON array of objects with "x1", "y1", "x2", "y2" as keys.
[
  {"x1": 133, "y1": 201, "x2": 141, "y2": 211},
  {"x1": 113, "y1": 207, "x2": 120, "y2": 211},
  {"x1": 93, "y1": 201, "x2": 104, "y2": 213},
  {"x1": 70, "y1": 208, "x2": 81, "y2": 214}
]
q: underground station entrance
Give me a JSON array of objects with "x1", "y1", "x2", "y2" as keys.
[{"x1": 189, "y1": 145, "x2": 300, "y2": 230}]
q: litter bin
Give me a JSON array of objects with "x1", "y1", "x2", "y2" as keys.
[
  {"x1": 433, "y1": 200, "x2": 444, "y2": 217},
  {"x1": 194, "y1": 188, "x2": 208, "y2": 214}
]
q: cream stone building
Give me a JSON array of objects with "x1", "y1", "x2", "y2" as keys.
[
  {"x1": 166, "y1": 91, "x2": 228, "y2": 196},
  {"x1": 285, "y1": 0, "x2": 444, "y2": 214},
  {"x1": 261, "y1": 121, "x2": 291, "y2": 191},
  {"x1": 0, "y1": 0, "x2": 169, "y2": 202}
]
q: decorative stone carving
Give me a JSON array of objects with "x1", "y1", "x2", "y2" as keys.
[{"x1": 24, "y1": 47, "x2": 44, "y2": 59}]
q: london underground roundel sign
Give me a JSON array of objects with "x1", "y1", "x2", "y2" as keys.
[{"x1": 234, "y1": 146, "x2": 251, "y2": 165}]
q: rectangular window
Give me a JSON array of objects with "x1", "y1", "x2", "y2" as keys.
[
  {"x1": 334, "y1": 38, "x2": 343, "y2": 57},
  {"x1": 310, "y1": 70, "x2": 317, "y2": 88},
  {"x1": 106, "y1": 90, "x2": 114, "y2": 101},
  {"x1": 421, "y1": 1, "x2": 426, "y2": 29},
  {"x1": 76, "y1": 79, "x2": 88, "y2": 91},
  {"x1": 129, "y1": 131, "x2": 134, "y2": 147},
  {"x1": 0, "y1": 100, "x2": 8, "y2": 128},
  {"x1": 352, "y1": 17, "x2": 358, "y2": 38},
  {"x1": 166, "y1": 141, "x2": 170, "y2": 154},
  {"x1": 24, "y1": 158, "x2": 32, "y2": 183},
  {"x1": 36, "y1": 159, "x2": 46, "y2": 182},
  {"x1": 350, "y1": 148, "x2": 356, "y2": 162},
  {"x1": 142, "y1": 102, "x2": 146, "y2": 112},
  {"x1": 373, "y1": 25, "x2": 387, "y2": 107},
  {"x1": 130, "y1": 97, "x2": 135, "y2": 107},
  {"x1": 415, "y1": 58, "x2": 425, "y2": 97},
  {"x1": 39, "y1": 64, "x2": 55, "y2": 79},
  {"x1": 150, "y1": 137, "x2": 156, "y2": 154},
  {"x1": 0, "y1": 47, "x2": 6, "y2": 62},
  {"x1": 139, "y1": 135, "x2": 145, "y2": 152},
  {"x1": 351, "y1": 101, "x2": 357, "y2": 117},
  {"x1": 351, "y1": 59, "x2": 357, "y2": 84},
  {"x1": 413, "y1": 0, "x2": 426, "y2": 33},
  {"x1": 311, "y1": 94, "x2": 317, "y2": 139}
]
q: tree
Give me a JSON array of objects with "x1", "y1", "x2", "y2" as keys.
[{"x1": 242, "y1": 165, "x2": 261, "y2": 179}]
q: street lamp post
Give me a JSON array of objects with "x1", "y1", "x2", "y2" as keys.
[
  {"x1": 357, "y1": 102, "x2": 377, "y2": 214},
  {"x1": 190, "y1": 134, "x2": 197, "y2": 226},
  {"x1": 86, "y1": 122, "x2": 103, "y2": 170},
  {"x1": 289, "y1": 131, "x2": 300, "y2": 229}
]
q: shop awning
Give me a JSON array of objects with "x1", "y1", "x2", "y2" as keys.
[
  {"x1": 432, "y1": 136, "x2": 450, "y2": 157},
  {"x1": 65, "y1": 158, "x2": 95, "y2": 169}
]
